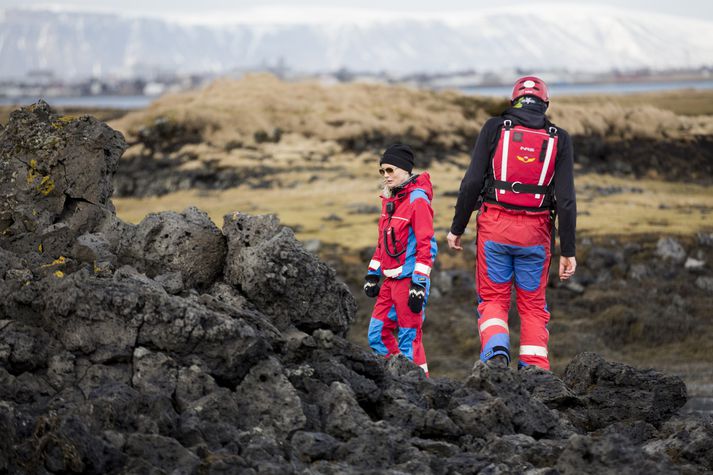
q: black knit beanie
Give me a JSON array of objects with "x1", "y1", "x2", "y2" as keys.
[{"x1": 380, "y1": 144, "x2": 415, "y2": 173}]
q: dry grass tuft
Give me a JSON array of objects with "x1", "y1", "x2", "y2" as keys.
[
  {"x1": 548, "y1": 102, "x2": 713, "y2": 139},
  {"x1": 111, "y1": 74, "x2": 494, "y2": 149}
]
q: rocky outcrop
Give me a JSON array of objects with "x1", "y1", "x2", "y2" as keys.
[
  {"x1": 115, "y1": 206, "x2": 227, "y2": 288},
  {"x1": 0, "y1": 102, "x2": 710, "y2": 474},
  {"x1": 0, "y1": 100, "x2": 126, "y2": 266},
  {"x1": 223, "y1": 212, "x2": 356, "y2": 335}
]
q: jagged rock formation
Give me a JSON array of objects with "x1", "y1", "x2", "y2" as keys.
[{"x1": 1, "y1": 102, "x2": 712, "y2": 474}]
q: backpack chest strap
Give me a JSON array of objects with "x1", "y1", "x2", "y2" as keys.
[{"x1": 492, "y1": 180, "x2": 549, "y2": 195}]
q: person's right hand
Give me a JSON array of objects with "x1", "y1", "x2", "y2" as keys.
[
  {"x1": 363, "y1": 274, "x2": 381, "y2": 298},
  {"x1": 447, "y1": 232, "x2": 463, "y2": 251},
  {"x1": 559, "y1": 256, "x2": 577, "y2": 281}
]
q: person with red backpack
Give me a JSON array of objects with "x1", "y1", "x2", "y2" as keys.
[
  {"x1": 447, "y1": 76, "x2": 577, "y2": 370},
  {"x1": 364, "y1": 144, "x2": 438, "y2": 376}
]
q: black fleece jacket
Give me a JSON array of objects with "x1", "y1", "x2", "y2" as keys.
[{"x1": 450, "y1": 106, "x2": 577, "y2": 257}]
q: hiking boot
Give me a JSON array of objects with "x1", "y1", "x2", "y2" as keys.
[{"x1": 486, "y1": 355, "x2": 509, "y2": 369}]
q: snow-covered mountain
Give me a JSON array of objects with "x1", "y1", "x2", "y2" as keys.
[{"x1": 1, "y1": 5, "x2": 712, "y2": 80}]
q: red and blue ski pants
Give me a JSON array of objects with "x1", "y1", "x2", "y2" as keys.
[
  {"x1": 476, "y1": 204, "x2": 552, "y2": 369},
  {"x1": 368, "y1": 277, "x2": 429, "y2": 376}
]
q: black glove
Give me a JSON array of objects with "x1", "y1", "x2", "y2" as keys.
[
  {"x1": 408, "y1": 282, "x2": 426, "y2": 314},
  {"x1": 363, "y1": 274, "x2": 381, "y2": 298}
]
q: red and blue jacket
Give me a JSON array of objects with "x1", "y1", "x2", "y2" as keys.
[{"x1": 367, "y1": 173, "x2": 438, "y2": 286}]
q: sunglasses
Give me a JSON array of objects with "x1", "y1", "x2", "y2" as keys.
[{"x1": 379, "y1": 167, "x2": 396, "y2": 176}]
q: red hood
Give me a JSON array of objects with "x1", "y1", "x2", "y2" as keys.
[{"x1": 388, "y1": 172, "x2": 434, "y2": 201}]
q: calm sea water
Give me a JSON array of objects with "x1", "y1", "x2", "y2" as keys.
[
  {"x1": 2, "y1": 79, "x2": 712, "y2": 109},
  {"x1": 0, "y1": 95, "x2": 159, "y2": 109},
  {"x1": 459, "y1": 79, "x2": 713, "y2": 97}
]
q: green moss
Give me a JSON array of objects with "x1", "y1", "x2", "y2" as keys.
[
  {"x1": 38, "y1": 176, "x2": 55, "y2": 196},
  {"x1": 26, "y1": 159, "x2": 40, "y2": 184},
  {"x1": 51, "y1": 115, "x2": 76, "y2": 129},
  {"x1": 26, "y1": 159, "x2": 55, "y2": 195}
]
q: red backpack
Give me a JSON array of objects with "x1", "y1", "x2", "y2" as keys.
[{"x1": 491, "y1": 120, "x2": 558, "y2": 209}]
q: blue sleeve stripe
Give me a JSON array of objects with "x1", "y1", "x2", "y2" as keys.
[{"x1": 410, "y1": 189, "x2": 430, "y2": 204}]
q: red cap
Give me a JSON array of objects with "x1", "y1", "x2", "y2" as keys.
[{"x1": 511, "y1": 76, "x2": 550, "y2": 103}]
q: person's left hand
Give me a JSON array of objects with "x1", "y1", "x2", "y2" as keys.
[
  {"x1": 559, "y1": 256, "x2": 577, "y2": 281},
  {"x1": 447, "y1": 231, "x2": 463, "y2": 251}
]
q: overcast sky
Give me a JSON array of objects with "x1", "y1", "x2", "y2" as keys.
[{"x1": 3, "y1": 0, "x2": 713, "y2": 21}]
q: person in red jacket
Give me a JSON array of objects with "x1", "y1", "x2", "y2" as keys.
[
  {"x1": 447, "y1": 76, "x2": 577, "y2": 371},
  {"x1": 364, "y1": 144, "x2": 438, "y2": 376}
]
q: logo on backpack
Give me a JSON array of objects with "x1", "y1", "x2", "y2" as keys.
[{"x1": 517, "y1": 155, "x2": 536, "y2": 164}]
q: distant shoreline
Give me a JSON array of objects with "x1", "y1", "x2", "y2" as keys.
[
  {"x1": 1, "y1": 78, "x2": 712, "y2": 109},
  {"x1": 459, "y1": 78, "x2": 713, "y2": 97}
]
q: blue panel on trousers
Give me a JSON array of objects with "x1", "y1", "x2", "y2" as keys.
[
  {"x1": 480, "y1": 332, "x2": 510, "y2": 362},
  {"x1": 397, "y1": 327, "x2": 417, "y2": 360},
  {"x1": 512, "y1": 245, "x2": 546, "y2": 291},
  {"x1": 484, "y1": 241, "x2": 546, "y2": 291},
  {"x1": 368, "y1": 318, "x2": 389, "y2": 355},
  {"x1": 484, "y1": 241, "x2": 515, "y2": 284},
  {"x1": 387, "y1": 305, "x2": 398, "y2": 322}
]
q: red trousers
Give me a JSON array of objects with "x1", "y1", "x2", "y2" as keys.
[
  {"x1": 475, "y1": 204, "x2": 552, "y2": 369},
  {"x1": 368, "y1": 278, "x2": 429, "y2": 375}
]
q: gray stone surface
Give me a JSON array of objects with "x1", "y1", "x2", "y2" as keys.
[
  {"x1": 562, "y1": 352, "x2": 687, "y2": 430},
  {"x1": 0, "y1": 100, "x2": 126, "y2": 264},
  {"x1": 656, "y1": 236, "x2": 687, "y2": 263},
  {"x1": 224, "y1": 213, "x2": 356, "y2": 335},
  {"x1": 695, "y1": 276, "x2": 713, "y2": 292},
  {"x1": 117, "y1": 206, "x2": 226, "y2": 288},
  {"x1": 644, "y1": 415, "x2": 713, "y2": 471},
  {"x1": 556, "y1": 433, "x2": 679, "y2": 474}
]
